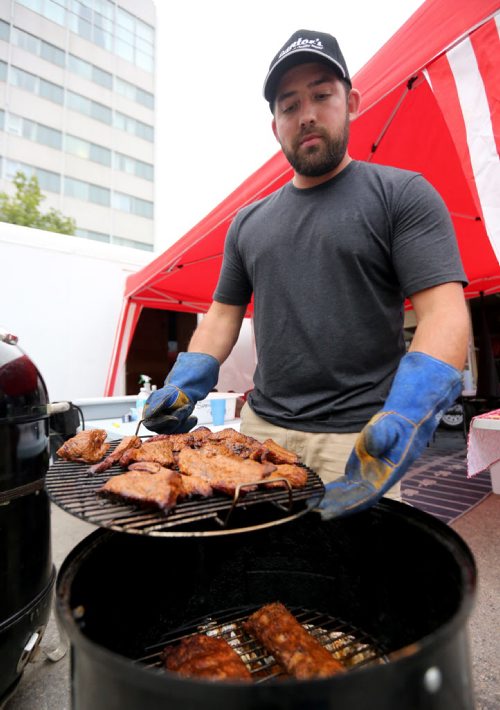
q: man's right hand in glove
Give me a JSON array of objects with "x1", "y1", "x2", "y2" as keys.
[{"x1": 141, "y1": 352, "x2": 220, "y2": 434}]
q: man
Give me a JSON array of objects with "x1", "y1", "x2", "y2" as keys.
[{"x1": 143, "y1": 30, "x2": 470, "y2": 518}]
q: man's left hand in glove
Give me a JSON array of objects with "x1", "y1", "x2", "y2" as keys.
[
  {"x1": 141, "y1": 352, "x2": 220, "y2": 434},
  {"x1": 316, "y1": 352, "x2": 463, "y2": 520}
]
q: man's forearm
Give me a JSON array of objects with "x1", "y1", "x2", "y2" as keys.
[
  {"x1": 188, "y1": 302, "x2": 247, "y2": 364},
  {"x1": 409, "y1": 283, "x2": 470, "y2": 370}
]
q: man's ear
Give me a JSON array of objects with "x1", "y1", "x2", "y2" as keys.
[{"x1": 348, "y1": 88, "x2": 361, "y2": 122}]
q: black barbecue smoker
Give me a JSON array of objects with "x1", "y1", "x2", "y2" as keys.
[
  {"x1": 49, "y1": 444, "x2": 477, "y2": 709},
  {"x1": 1, "y1": 328, "x2": 478, "y2": 709},
  {"x1": 0, "y1": 329, "x2": 55, "y2": 702}
]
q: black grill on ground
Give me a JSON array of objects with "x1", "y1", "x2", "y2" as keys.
[{"x1": 56, "y1": 499, "x2": 477, "y2": 710}]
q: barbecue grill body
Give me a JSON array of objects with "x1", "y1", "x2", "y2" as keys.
[
  {"x1": 0, "y1": 336, "x2": 55, "y2": 701},
  {"x1": 56, "y1": 500, "x2": 476, "y2": 709}
]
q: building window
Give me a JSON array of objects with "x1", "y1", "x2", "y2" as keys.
[
  {"x1": 45, "y1": 0, "x2": 65, "y2": 25},
  {"x1": 5, "y1": 159, "x2": 60, "y2": 193},
  {"x1": 5, "y1": 111, "x2": 62, "y2": 150},
  {"x1": 112, "y1": 190, "x2": 153, "y2": 219},
  {"x1": 114, "y1": 111, "x2": 154, "y2": 142},
  {"x1": 0, "y1": 19, "x2": 10, "y2": 42},
  {"x1": 113, "y1": 152, "x2": 153, "y2": 181},
  {"x1": 65, "y1": 134, "x2": 111, "y2": 166},
  {"x1": 75, "y1": 227, "x2": 110, "y2": 243},
  {"x1": 67, "y1": 90, "x2": 112, "y2": 124},
  {"x1": 112, "y1": 235, "x2": 153, "y2": 251},
  {"x1": 16, "y1": 0, "x2": 42, "y2": 14},
  {"x1": 37, "y1": 122, "x2": 63, "y2": 149},
  {"x1": 73, "y1": 228, "x2": 154, "y2": 252},
  {"x1": 39, "y1": 77, "x2": 64, "y2": 103},
  {"x1": 65, "y1": 176, "x2": 110, "y2": 207},
  {"x1": 15, "y1": 0, "x2": 154, "y2": 73},
  {"x1": 10, "y1": 66, "x2": 37, "y2": 92},
  {"x1": 115, "y1": 76, "x2": 154, "y2": 109}
]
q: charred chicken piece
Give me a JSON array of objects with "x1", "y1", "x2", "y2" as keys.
[
  {"x1": 119, "y1": 439, "x2": 176, "y2": 468},
  {"x1": 56, "y1": 429, "x2": 110, "y2": 464},
  {"x1": 88, "y1": 435, "x2": 142, "y2": 474},
  {"x1": 243, "y1": 602, "x2": 344, "y2": 679},
  {"x1": 98, "y1": 468, "x2": 183, "y2": 511},
  {"x1": 263, "y1": 464, "x2": 308, "y2": 489},
  {"x1": 128, "y1": 462, "x2": 213, "y2": 498},
  {"x1": 164, "y1": 634, "x2": 251, "y2": 681},
  {"x1": 177, "y1": 448, "x2": 276, "y2": 495},
  {"x1": 262, "y1": 439, "x2": 299, "y2": 465}
]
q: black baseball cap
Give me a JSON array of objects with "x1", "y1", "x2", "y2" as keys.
[{"x1": 263, "y1": 29, "x2": 351, "y2": 105}]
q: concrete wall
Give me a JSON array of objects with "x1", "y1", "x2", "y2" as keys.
[{"x1": 0, "y1": 222, "x2": 150, "y2": 400}]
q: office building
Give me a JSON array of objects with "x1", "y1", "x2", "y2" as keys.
[{"x1": 0, "y1": 0, "x2": 155, "y2": 251}]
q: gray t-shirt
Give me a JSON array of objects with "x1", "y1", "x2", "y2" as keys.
[{"x1": 213, "y1": 160, "x2": 467, "y2": 432}]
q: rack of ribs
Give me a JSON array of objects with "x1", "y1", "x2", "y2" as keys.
[
  {"x1": 56, "y1": 429, "x2": 110, "y2": 464},
  {"x1": 163, "y1": 634, "x2": 251, "y2": 681},
  {"x1": 243, "y1": 602, "x2": 344, "y2": 679}
]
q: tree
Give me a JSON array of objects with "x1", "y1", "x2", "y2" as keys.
[{"x1": 0, "y1": 171, "x2": 76, "y2": 235}]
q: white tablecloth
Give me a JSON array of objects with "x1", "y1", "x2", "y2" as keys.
[{"x1": 467, "y1": 409, "x2": 500, "y2": 493}]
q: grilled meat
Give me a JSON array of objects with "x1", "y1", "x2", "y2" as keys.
[
  {"x1": 207, "y1": 428, "x2": 265, "y2": 459},
  {"x1": 119, "y1": 439, "x2": 176, "y2": 468},
  {"x1": 98, "y1": 468, "x2": 183, "y2": 511},
  {"x1": 262, "y1": 439, "x2": 299, "y2": 465},
  {"x1": 177, "y1": 448, "x2": 276, "y2": 495},
  {"x1": 88, "y1": 435, "x2": 142, "y2": 474},
  {"x1": 179, "y1": 473, "x2": 213, "y2": 498},
  {"x1": 148, "y1": 427, "x2": 212, "y2": 450},
  {"x1": 164, "y1": 634, "x2": 251, "y2": 681},
  {"x1": 264, "y1": 464, "x2": 308, "y2": 489},
  {"x1": 56, "y1": 429, "x2": 109, "y2": 464},
  {"x1": 243, "y1": 602, "x2": 344, "y2": 679},
  {"x1": 128, "y1": 462, "x2": 213, "y2": 498}
]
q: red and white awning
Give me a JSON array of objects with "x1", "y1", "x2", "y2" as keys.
[{"x1": 106, "y1": 0, "x2": 500, "y2": 395}]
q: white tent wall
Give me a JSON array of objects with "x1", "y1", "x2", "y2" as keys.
[{"x1": 0, "y1": 223, "x2": 150, "y2": 400}]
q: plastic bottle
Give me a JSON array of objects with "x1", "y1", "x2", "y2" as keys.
[{"x1": 135, "y1": 375, "x2": 152, "y2": 420}]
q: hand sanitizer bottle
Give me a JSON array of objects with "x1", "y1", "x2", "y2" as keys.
[{"x1": 135, "y1": 375, "x2": 152, "y2": 420}]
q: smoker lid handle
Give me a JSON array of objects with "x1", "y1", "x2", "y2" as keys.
[{"x1": 47, "y1": 401, "x2": 72, "y2": 415}]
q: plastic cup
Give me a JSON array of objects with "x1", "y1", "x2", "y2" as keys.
[{"x1": 210, "y1": 398, "x2": 226, "y2": 426}]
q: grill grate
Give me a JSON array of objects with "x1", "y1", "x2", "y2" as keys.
[
  {"x1": 138, "y1": 605, "x2": 388, "y2": 680},
  {"x1": 46, "y1": 439, "x2": 325, "y2": 537}
]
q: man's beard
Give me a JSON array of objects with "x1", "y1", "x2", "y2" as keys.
[{"x1": 282, "y1": 119, "x2": 350, "y2": 177}]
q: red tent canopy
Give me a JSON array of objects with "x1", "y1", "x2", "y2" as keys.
[{"x1": 106, "y1": 0, "x2": 500, "y2": 394}]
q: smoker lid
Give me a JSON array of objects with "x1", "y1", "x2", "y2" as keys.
[{"x1": 0, "y1": 329, "x2": 49, "y2": 423}]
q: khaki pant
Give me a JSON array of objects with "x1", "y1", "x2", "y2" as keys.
[{"x1": 240, "y1": 402, "x2": 401, "y2": 501}]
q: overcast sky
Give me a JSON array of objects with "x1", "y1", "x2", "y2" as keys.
[{"x1": 153, "y1": 0, "x2": 424, "y2": 252}]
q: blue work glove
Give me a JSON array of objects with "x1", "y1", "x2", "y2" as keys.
[
  {"x1": 141, "y1": 352, "x2": 220, "y2": 434},
  {"x1": 317, "y1": 352, "x2": 463, "y2": 520}
]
